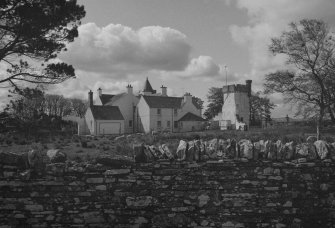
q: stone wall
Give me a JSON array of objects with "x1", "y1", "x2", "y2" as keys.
[{"x1": 1, "y1": 160, "x2": 335, "y2": 228}]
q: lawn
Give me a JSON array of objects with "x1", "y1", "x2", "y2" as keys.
[{"x1": 0, "y1": 125, "x2": 334, "y2": 163}]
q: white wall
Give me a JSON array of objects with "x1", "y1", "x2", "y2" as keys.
[
  {"x1": 149, "y1": 108, "x2": 175, "y2": 132},
  {"x1": 112, "y1": 94, "x2": 139, "y2": 134},
  {"x1": 137, "y1": 98, "x2": 150, "y2": 133},
  {"x1": 221, "y1": 92, "x2": 250, "y2": 128},
  {"x1": 85, "y1": 108, "x2": 96, "y2": 135}
]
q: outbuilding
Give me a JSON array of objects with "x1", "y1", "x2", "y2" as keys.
[{"x1": 85, "y1": 105, "x2": 125, "y2": 135}]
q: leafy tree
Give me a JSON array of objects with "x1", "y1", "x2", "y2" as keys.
[
  {"x1": 0, "y1": 0, "x2": 85, "y2": 87},
  {"x1": 5, "y1": 87, "x2": 45, "y2": 135},
  {"x1": 192, "y1": 96, "x2": 204, "y2": 110},
  {"x1": 203, "y1": 87, "x2": 223, "y2": 120},
  {"x1": 264, "y1": 19, "x2": 335, "y2": 125},
  {"x1": 250, "y1": 92, "x2": 276, "y2": 126},
  {"x1": 204, "y1": 87, "x2": 275, "y2": 123}
]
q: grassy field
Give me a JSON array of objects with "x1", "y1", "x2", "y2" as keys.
[{"x1": 0, "y1": 125, "x2": 334, "y2": 162}]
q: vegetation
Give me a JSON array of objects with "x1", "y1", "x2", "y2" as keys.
[
  {"x1": 203, "y1": 87, "x2": 275, "y2": 124},
  {"x1": 0, "y1": 0, "x2": 85, "y2": 88},
  {"x1": 1, "y1": 87, "x2": 87, "y2": 136},
  {"x1": 264, "y1": 19, "x2": 335, "y2": 125}
]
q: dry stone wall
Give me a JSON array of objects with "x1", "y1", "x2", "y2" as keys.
[{"x1": 0, "y1": 160, "x2": 335, "y2": 228}]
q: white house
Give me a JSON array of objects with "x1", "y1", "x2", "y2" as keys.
[
  {"x1": 84, "y1": 91, "x2": 125, "y2": 135},
  {"x1": 82, "y1": 78, "x2": 204, "y2": 135},
  {"x1": 136, "y1": 80, "x2": 204, "y2": 133},
  {"x1": 94, "y1": 85, "x2": 139, "y2": 134}
]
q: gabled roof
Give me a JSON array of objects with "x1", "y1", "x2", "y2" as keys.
[
  {"x1": 90, "y1": 105, "x2": 124, "y2": 120},
  {"x1": 143, "y1": 78, "x2": 156, "y2": 93},
  {"x1": 178, "y1": 112, "x2": 205, "y2": 122},
  {"x1": 143, "y1": 96, "x2": 183, "y2": 108},
  {"x1": 105, "y1": 93, "x2": 126, "y2": 105},
  {"x1": 99, "y1": 94, "x2": 115, "y2": 105},
  {"x1": 142, "y1": 95, "x2": 203, "y2": 110}
]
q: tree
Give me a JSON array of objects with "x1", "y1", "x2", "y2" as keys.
[
  {"x1": 0, "y1": 0, "x2": 85, "y2": 88},
  {"x1": 192, "y1": 96, "x2": 204, "y2": 110},
  {"x1": 264, "y1": 19, "x2": 335, "y2": 125},
  {"x1": 203, "y1": 87, "x2": 223, "y2": 120},
  {"x1": 70, "y1": 98, "x2": 87, "y2": 118},
  {"x1": 250, "y1": 92, "x2": 276, "y2": 126}
]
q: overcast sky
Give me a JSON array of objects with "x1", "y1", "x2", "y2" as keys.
[{"x1": 1, "y1": 0, "x2": 335, "y2": 117}]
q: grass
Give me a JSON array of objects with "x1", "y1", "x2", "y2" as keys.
[{"x1": 0, "y1": 125, "x2": 334, "y2": 163}]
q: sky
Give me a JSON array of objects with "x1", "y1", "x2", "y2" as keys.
[{"x1": 1, "y1": 0, "x2": 335, "y2": 117}]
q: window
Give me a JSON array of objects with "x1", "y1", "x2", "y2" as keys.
[
  {"x1": 129, "y1": 120, "x2": 133, "y2": 127},
  {"x1": 157, "y1": 121, "x2": 161, "y2": 128},
  {"x1": 167, "y1": 121, "x2": 170, "y2": 127},
  {"x1": 174, "y1": 121, "x2": 178, "y2": 128},
  {"x1": 157, "y1": 109, "x2": 161, "y2": 115},
  {"x1": 174, "y1": 109, "x2": 178, "y2": 116}
]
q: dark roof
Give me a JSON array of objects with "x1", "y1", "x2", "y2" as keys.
[
  {"x1": 143, "y1": 78, "x2": 156, "y2": 93},
  {"x1": 99, "y1": 94, "x2": 115, "y2": 105},
  {"x1": 90, "y1": 105, "x2": 124, "y2": 120},
  {"x1": 143, "y1": 96, "x2": 182, "y2": 108},
  {"x1": 142, "y1": 95, "x2": 203, "y2": 110},
  {"x1": 178, "y1": 112, "x2": 205, "y2": 122}
]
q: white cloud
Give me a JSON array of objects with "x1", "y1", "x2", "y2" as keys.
[
  {"x1": 227, "y1": 0, "x2": 335, "y2": 117},
  {"x1": 61, "y1": 23, "x2": 191, "y2": 75}
]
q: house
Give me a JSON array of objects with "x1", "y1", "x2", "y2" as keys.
[
  {"x1": 84, "y1": 90, "x2": 125, "y2": 135},
  {"x1": 95, "y1": 85, "x2": 139, "y2": 134},
  {"x1": 82, "y1": 78, "x2": 204, "y2": 135},
  {"x1": 136, "y1": 81, "x2": 204, "y2": 133}
]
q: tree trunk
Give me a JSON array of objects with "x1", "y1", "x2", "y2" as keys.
[{"x1": 317, "y1": 107, "x2": 325, "y2": 140}]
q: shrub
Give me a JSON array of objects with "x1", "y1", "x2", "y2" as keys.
[{"x1": 81, "y1": 141, "x2": 87, "y2": 148}]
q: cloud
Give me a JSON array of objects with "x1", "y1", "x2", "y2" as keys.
[
  {"x1": 227, "y1": 0, "x2": 335, "y2": 116},
  {"x1": 61, "y1": 23, "x2": 191, "y2": 75},
  {"x1": 229, "y1": 0, "x2": 335, "y2": 76}
]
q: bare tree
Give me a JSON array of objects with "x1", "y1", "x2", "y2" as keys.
[{"x1": 264, "y1": 19, "x2": 335, "y2": 125}]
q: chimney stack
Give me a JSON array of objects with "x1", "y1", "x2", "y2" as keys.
[
  {"x1": 161, "y1": 85, "x2": 167, "y2": 96},
  {"x1": 127, "y1": 84, "x2": 133, "y2": 94},
  {"x1": 88, "y1": 90, "x2": 93, "y2": 107},
  {"x1": 245, "y1": 80, "x2": 252, "y2": 97},
  {"x1": 97, "y1": 88, "x2": 102, "y2": 97},
  {"x1": 183, "y1": 92, "x2": 192, "y2": 104}
]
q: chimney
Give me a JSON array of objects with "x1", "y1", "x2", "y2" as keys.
[
  {"x1": 97, "y1": 88, "x2": 102, "y2": 97},
  {"x1": 127, "y1": 84, "x2": 133, "y2": 94},
  {"x1": 88, "y1": 90, "x2": 93, "y2": 107},
  {"x1": 183, "y1": 92, "x2": 192, "y2": 104},
  {"x1": 245, "y1": 80, "x2": 252, "y2": 97},
  {"x1": 161, "y1": 85, "x2": 167, "y2": 96}
]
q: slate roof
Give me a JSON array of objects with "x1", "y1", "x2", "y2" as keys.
[
  {"x1": 142, "y1": 95, "x2": 203, "y2": 110},
  {"x1": 99, "y1": 94, "x2": 115, "y2": 105},
  {"x1": 178, "y1": 112, "x2": 205, "y2": 122},
  {"x1": 142, "y1": 96, "x2": 183, "y2": 108},
  {"x1": 90, "y1": 105, "x2": 124, "y2": 120},
  {"x1": 143, "y1": 78, "x2": 156, "y2": 93}
]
